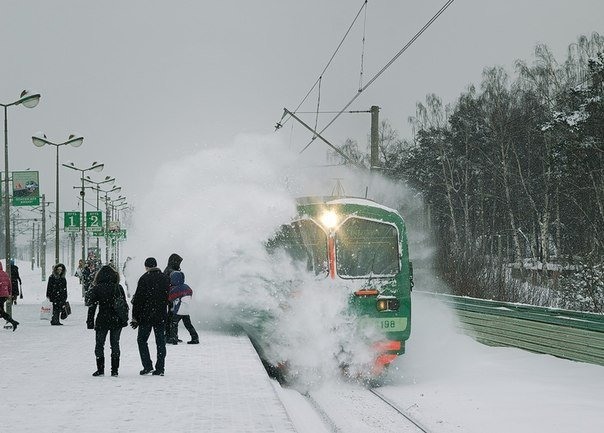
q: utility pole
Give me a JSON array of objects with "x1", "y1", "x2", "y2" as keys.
[
  {"x1": 70, "y1": 232, "x2": 76, "y2": 276},
  {"x1": 41, "y1": 194, "x2": 47, "y2": 281},
  {"x1": 31, "y1": 221, "x2": 35, "y2": 270},
  {"x1": 370, "y1": 105, "x2": 379, "y2": 171}
]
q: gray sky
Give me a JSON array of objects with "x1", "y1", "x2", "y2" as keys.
[{"x1": 1, "y1": 0, "x2": 602, "y2": 215}]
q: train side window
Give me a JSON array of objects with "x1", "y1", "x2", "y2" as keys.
[{"x1": 267, "y1": 220, "x2": 328, "y2": 276}]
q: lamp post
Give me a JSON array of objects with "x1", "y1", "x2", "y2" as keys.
[
  {"x1": 62, "y1": 162, "x2": 104, "y2": 265},
  {"x1": 104, "y1": 195, "x2": 126, "y2": 264},
  {"x1": 98, "y1": 185, "x2": 121, "y2": 263},
  {"x1": 32, "y1": 133, "x2": 83, "y2": 265},
  {"x1": 1, "y1": 90, "x2": 40, "y2": 286},
  {"x1": 84, "y1": 175, "x2": 115, "y2": 255},
  {"x1": 113, "y1": 202, "x2": 128, "y2": 268}
]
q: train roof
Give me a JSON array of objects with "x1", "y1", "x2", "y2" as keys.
[{"x1": 295, "y1": 196, "x2": 399, "y2": 215}]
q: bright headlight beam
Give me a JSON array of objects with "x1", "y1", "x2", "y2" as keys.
[{"x1": 320, "y1": 210, "x2": 338, "y2": 228}]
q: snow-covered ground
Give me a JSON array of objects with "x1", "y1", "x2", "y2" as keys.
[{"x1": 3, "y1": 260, "x2": 603, "y2": 432}]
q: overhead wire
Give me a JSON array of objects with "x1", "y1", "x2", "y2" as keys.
[
  {"x1": 358, "y1": 1, "x2": 369, "y2": 91},
  {"x1": 278, "y1": 0, "x2": 369, "y2": 129},
  {"x1": 312, "y1": 77, "x2": 322, "y2": 139},
  {"x1": 300, "y1": 0, "x2": 456, "y2": 154}
]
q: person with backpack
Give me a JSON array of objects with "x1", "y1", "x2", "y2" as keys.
[
  {"x1": 85, "y1": 265, "x2": 128, "y2": 377},
  {"x1": 167, "y1": 271, "x2": 199, "y2": 345}
]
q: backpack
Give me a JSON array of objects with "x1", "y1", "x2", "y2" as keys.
[{"x1": 113, "y1": 284, "x2": 129, "y2": 325}]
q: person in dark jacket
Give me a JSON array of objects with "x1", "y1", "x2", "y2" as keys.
[
  {"x1": 86, "y1": 265, "x2": 128, "y2": 377},
  {"x1": 131, "y1": 257, "x2": 170, "y2": 376},
  {"x1": 82, "y1": 260, "x2": 97, "y2": 299},
  {"x1": 9, "y1": 260, "x2": 21, "y2": 304},
  {"x1": 163, "y1": 253, "x2": 183, "y2": 278},
  {"x1": 46, "y1": 263, "x2": 67, "y2": 326},
  {"x1": 163, "y1": 253, "x2": 183, "y2": 341}
]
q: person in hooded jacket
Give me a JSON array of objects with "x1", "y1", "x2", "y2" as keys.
[
  {"x1": 163, "y1": 253, "x2": 183, "y2": 341},
  {"x1": 86, "y1": 265, "x2": 128, "y2": 377},
  {"x1": 10, "y1": 259, "x2": 21, "y2": 304},
  {"x1": 0, "y1": 262, "x2": 18, "y2": 331},
  {"x1": 167, "y1": 271, "x2": 199, "y2": 345},
  {"x1": 46, "y1": 263, "x2": 67, "y2": 326}
]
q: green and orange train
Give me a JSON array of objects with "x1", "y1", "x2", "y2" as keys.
[{"x1": 266, "y1": 195, "x2": 413, "y2": 377}]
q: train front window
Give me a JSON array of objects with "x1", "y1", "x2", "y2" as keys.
[
  {"x1": 268, "y1": 220, "x2": 328, "y2": 276},
  {"x1": 335, "y1": 218, "x2": 399, "y2": 278}
]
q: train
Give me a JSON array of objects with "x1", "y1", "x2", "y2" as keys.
[{"x1": 260, "y1": 195, "x2": 413, "y2": 380}]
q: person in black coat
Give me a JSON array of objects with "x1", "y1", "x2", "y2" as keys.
[
  {"x1": 86, "y1": 265, "x2": 128, "y2": 377},
  {"x1": 46, "y1": 263, "x2": 67, "y2": 326},
  {"x1": 131, "y1": 257, "x2": 170, "y2": 376},
  {"x1": 10, "y1": 260, "x2": 21, "y2": 304},
  {"x1": 163, "y1": 253, "x2": 183, "y2": 341},
  {"x1": 82, "y1": 260, "x2": 97, "y2": 299}
]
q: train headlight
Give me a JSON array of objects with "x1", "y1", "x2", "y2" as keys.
[
  {"x1": 320, "y1": 210, "x2": 338, "y2": 228},
  {"x1": 376, "y1": 298, "x2": 400, "y2": 312}
]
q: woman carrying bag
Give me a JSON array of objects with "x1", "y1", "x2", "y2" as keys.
[
  {"x1": 85, "y1": 265, "x2": 128, "y2": 377},
  {"x1": 46, "y1": 264, "x2": 67, "y2": 326}
]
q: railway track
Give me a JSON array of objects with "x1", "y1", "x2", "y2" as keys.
[{"x1": 304, "y1": 385, "x2": 432, "y2": 433}]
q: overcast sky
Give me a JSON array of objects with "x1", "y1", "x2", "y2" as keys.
[{"x1": 1, "y1": 0, "x2": 602, "y2": 219}]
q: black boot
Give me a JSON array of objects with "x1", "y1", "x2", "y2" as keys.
[
  {"x1": 11, "y1": 320, "x2": 19, "y2": 331},
  {"x1": 111, "y1": 356, "x2": 120, "y2": 377},
  {"x1": 92, "y1": 357, "x2": 105, "y2": 377}
]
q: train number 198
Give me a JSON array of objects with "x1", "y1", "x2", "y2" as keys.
[{"x1": 381, "y1": 320, "x2": 397, "y2": 329}]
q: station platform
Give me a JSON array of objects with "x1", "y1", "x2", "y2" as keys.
[{"x1": 3, "y1": 302, "x2": 297, "y2": 433}]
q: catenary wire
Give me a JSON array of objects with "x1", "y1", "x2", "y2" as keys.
[
  {"x1": 299, "y1": 0, "x2": 456, "y2": 154},
  {"x1": 280, "y1": 0, "x2": 369, "y2": 129}
]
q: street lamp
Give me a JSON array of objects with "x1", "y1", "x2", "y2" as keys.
[
  {"x1": 62, "y1": 161, "x2": 104, "y2": 265},
  {"x1": 1, "y1": 90, "x2": 41, "y2": 285},
  {"x1": 98, "y1": 185, "x2": 121, "y2": 262},
  {"x1": 32, "y1": 133, "x2": 83, "y2": 265},
  {"x1": 109, "y1": 199, "x2": 128, "y2": 268},
  {"x1": 84, "y1": 175, "x2": 115, "y2": 255}
]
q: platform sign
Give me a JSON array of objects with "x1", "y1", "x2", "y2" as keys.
[
  {"x1": 92, "y1": 229, "x2": 105, "y2": 237},
  {"x1": 64, "y1": 212, "x2": 80, "y2": 231},
  {"x1": 108, "y1": 229, "x2": 127, "y2": 240},
  {"x1": 86, "y1": 211, "x2": 103, "y2": 232},
  {"x1": 12, "y1": 171, "x2": 40, "y2": 206}
]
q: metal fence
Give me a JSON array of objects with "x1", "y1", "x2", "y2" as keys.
[{"x1": 417, "y1": 291, "x2": 604, "y2": 366}]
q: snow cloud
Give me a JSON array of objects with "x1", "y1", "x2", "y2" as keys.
[{"x1": 125, "y1": 133, "x2": 437, "y2": 387}]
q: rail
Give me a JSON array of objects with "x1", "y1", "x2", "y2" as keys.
[{"x1": 417, "y1": 291, "x2": 604, "y2": 366}]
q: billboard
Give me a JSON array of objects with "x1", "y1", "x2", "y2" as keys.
[{"x1": 12, "y1": 171, "x2": 40, "y2": 206}]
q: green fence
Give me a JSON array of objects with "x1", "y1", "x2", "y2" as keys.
[{"x1": 417, "y1": 291, "x2": 604, "y2": 366}]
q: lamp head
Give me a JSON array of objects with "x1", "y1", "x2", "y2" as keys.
[
  {"x1": 32, "y1": 132, "x2": 48, "y2": 148},
  {"x1": 19, "y1": 90, "x2": 41, "y2": 109},
  {"x1": 91, "y1": 163, "x2": 104, "y2": 172},
  {"x1": 67, "y1": 134, "x2": 84, "y2": 148}
]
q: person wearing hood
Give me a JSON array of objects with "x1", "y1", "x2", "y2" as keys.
[
  {"x1": 163, "y1": 253, "x2": 183, "y2": 341},
  {"x1": 9, "y1": 259, "x2": 21, "y2": 304},
  {"x1": 46, "y1": 263, "x2": 68, "y2": 326},
  {"x1": 167, "y1": 271, "x2": 199, "y2": 345},
  {"x1": 131, "y1": 257, "x2": 170, "y2": 376},
  {"x1": 0, "y1": 262, "x2": 18, "y2": 331},
  {"x1": 86, "y1": 265, "x2": 128, "y2": 377},
  {"x1": 163, "y1": 253, "x2": 183, "y2": 278}
]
